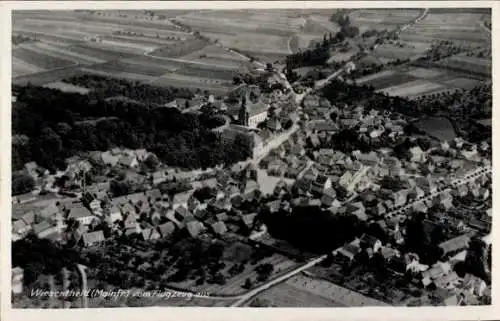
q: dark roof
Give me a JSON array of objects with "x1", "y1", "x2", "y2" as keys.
[{"x1": 315, "y1": 175, "x2": 329, "y2": 185}]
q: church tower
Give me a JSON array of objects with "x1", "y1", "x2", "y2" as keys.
[{"x1": 239, "y1": 92, "x2": 249, "y2": 126}]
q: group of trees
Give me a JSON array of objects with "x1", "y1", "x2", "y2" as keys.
[
  {"x1": 12, "y1": 172, "x2": 36, "y2": 196},
  {"x1": 321, "y1": 79, "x2": 492, "y2": 128},
  {"x1": 12, "y1": 81, "x2": 252, "y2": 172},
  {"x1": 330, "y1": 11, "x2": 360, "y2": 39},
  {"x1": 64, "y1": 75, "x2": 195, "y2": 105},
  {"x1": 12, "y1": 234, "x2": 80, "y2": 287},
  {"x1": 285, "y1": 32, "x2": 346, "y2": 69},
  {"x1": 260, "y1": 205, "x2": 366, "y2": 253},
  {"x1": 419, "y1": 40, "x2": 470, "y2": 62},
  {"x1": 404, "y1": 213, "x2": 446, "y2": 265}
]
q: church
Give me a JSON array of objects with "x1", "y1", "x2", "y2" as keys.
[{"x1": 234, "y1": 85, "x2": 268, "y2": 129}]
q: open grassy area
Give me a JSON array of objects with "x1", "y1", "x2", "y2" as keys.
[{"x1": 414, "y1": 116, "x2": 458, "y2": 141}]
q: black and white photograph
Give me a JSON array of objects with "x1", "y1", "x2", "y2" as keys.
[{"x1": 5, "y1": 1, "x2": 494, "y2": 314}]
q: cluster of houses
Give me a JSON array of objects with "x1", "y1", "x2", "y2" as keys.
[{"x1": 332, "y1": 224, "x2": 491, "y2": 305}]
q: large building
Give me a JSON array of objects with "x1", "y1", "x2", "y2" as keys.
[{"x1": 227, "y1": 85, "x2": 269, "y2": 129}]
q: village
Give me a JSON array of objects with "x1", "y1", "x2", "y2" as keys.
[{"x1": 11, "y1": 56, "x2": 492, "y2": 308}]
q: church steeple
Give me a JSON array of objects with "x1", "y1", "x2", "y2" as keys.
[{"x1": 239, "y1": 92, "x2": 249, "y2": 126}]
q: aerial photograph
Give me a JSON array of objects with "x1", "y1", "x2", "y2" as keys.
[{"x1": 10, "y1": 7, "x2": 492, "y2": 308}]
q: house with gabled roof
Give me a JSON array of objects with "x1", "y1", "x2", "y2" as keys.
[
  {"x1": 211, "y1": 221, "x2": 228, "y2": 236},
  {"x1": 175, "y1": 204, "x2": 193, "y2": 220},
  {"x1": 338, "y1": 171, "x2": 353, "y2": 190},
  {"x1": 120, "y1": 202, "x2": 135, "y2": 216},
  {"x1": 117, "y1": 155, "x2": 138, "y2": 168},
  {"x1": 134, "y1": 149, "x2": 149, "y2": 162},
  {"x1": 141, "y1": 227, "x2": 161, "y2": 241},
  {"x1": 345, "y1": 202, "x2": 367, "y2": 221},
  {"x1": 360, "y1": 234, "x2": 382, "y2": 253},
  {"x1": 393, "y1": 189, "x2": 409, "y2": 208},
  {"x1": 409, "y1": 146, "x2": 426, "y2": 163},
  {"x1": 321, "y1": 188, "x2": 337, "y2": 207},
  {"x1": 33, "y1": 221, "x2": 59, "y2": 239},
  {"x1": 146, "y1": 189, "x2": 162, "y2": 203},
  {"x1": 82, "y1": 230, "x2": 105, "y2": 247},
  {"x1": 461, "y1": 273, "x2": 487, "y2": 297},
  {"x1": 434, "y1": 271, "x2": 460, "y2": 290},
  {"x1": 39, "y1": 203, "x2": 60, "y2": 220},
  {"x1": 21, "y1": 211, "x2": 36, "y2": 226},
  {"x1": 12, "y1": 220, "x2": 31, "y2": 240},
  {"x1": 421, "y1": 262, "x2": 452, "y2": 288},
  {"x1": 334, "y1": 238, "x2": 361, "y2": 262},
  {"x1": 100, "y1": 151, "x2": 120, "y2": 167},
  {"x1": 439, "y1": 235, "x2": 470, "y2": 258},
  {"x1": 311, "y1": 175, "x2": 332, "y2": 196},
  {"x1": 186, "y1": 220, "x2": 205, "y2": 238},
  {"x1": 241, "y1": 213, "x2": 257, "y2": 230},
  {"x1": 158, "y1": 221, "x2": 176, "y2": 239},
  {"x1": 216, "y1": 212, "x2": 229, "y2": 222},
  {"x1": 302, "y1": 167, "x2": 319, "y2": 181},
  {"x1": 123, "y1": 212, "x2": 139, "y2": 230},
  {"x1": 67, "y1": 203, "x2": 94, "y2": 226},
  {"x1": 171, "y1": 190, "x2": 194, "y2": 210}
]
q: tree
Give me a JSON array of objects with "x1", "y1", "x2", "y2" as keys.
[
  {"x1": 12, "y1": 172, "x2": 35, "y2": 196},
  {"x1": 255, "y1": 263, "x2": 274, "y2": 281},
  {"x1": 110, "y1": 180, "x2": 133, "y2": 197},
  {"x1": 464, "y1": 238, "x2": 489, "y2": 282},
  {"x1": 367, "y1": 222, "x2": 388, "y2": 244},
  {"x1": 242, "y1": 277, "x2": 253, "y2": 289},
  {"x1": 143, "y1": 153, "x2": 159, "y2": 171}
]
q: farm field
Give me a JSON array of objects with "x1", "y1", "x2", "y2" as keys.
[
  {"x1": 433, "y1": 55, "x2": 491, "y2": 77},
  {"x1": 357, "y1": 70, "x2": 418, "y2": 90},
  {"x1": 173, "y1": 10, "x2": 341, "y2": 62},
  {"x1": 356, "y1": 65, "x2": 483, "y2": 98},
  {"x1": 180, "y1": 45, "x2": 248, "y2": 66},
  {"x1": 12, "y1": 66, "x2": 85, "y2": 86},
  {"x1": 349, "y1": 9, "x2": 422, "y2": 33},
  {"x1": 251, "y1": 273, "x2": 389, "y2": 307},
  {"x1": 149, "y1": 38, "x2": 210, "y2": 58},
  {"x1": 12, "y1": 57, "x2": 44, "y2": 77},
  {"x1": 250, "y1": 281, "x2": 344, "y2": 307},
  {"x1": 12, "y1": 46, "x2": 76, "y2": 71},
  {"x1": 152, "y1": 74, "x2": 233, "y2": 96},
  {"x1": 78, "y1": 67, "x2": 158, "y2": 83},
  {"x1": 65, "y1": 44, "x2": 140, "y2": 61},
  {"x1": 31, "y1": 42, "x2": 106, "y2": 64},
  {"x1": 372, "y1": 42, "x2": 429, "y2": 62},
  {"x1": 399, "y1": 12, "x2": 490, "y2": 45},
  {"x1": 380, "y1": 79, "x2": 446, "y2": 97},
  {"x1": 87, "y1": 59, "x2": 178, "y2": 77}
]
